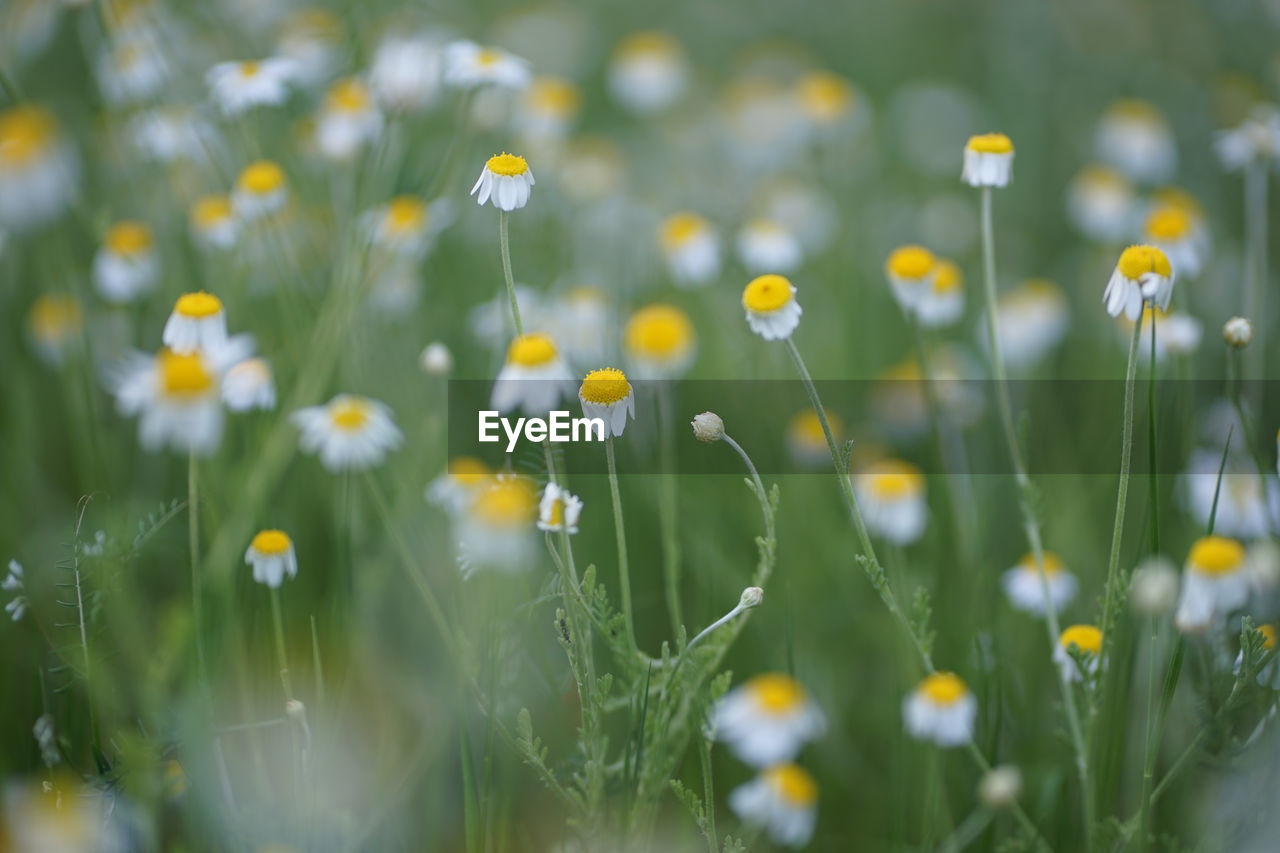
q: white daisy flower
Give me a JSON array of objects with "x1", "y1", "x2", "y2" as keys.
[
  {"x1": 221, "y1": 357, "x2": 276, "y2": 412},
  {"x1": 786, "y1": 408, "x2": 839, "y2": 469},
  {"x1": 443, "y1": 40, "x2": 530, "y2": 90},
  {"x1": 1103, "y1": 244, "x2": 1174, "y2": 320},
  {"x1": 1096, "y1": 99, "x2": 1177, "y2": 185},
  {"x1": 961, "y1": 132, "x2": 1014, "y2": 188},
  {"x1": 1127, "y1": 307, "x2": 1202, "y2": 363},
  {"x1": 162, "y1": 292, "x2": 228, "y2": 356},
  {"x1": 794, "y1": 70, "x2": 858, "y2": 132},
  {"x1": 623, "y1": 303, "x2": 697, "y2": 380},
  {"x1": 1053, "y1": 624, "x2": 1103, "y2": 684},
  {"x1": 363, "y1": 195, "x2": 450, "y2": 259},
  {"x1": 470, "y1": 152, "x2": 535, "y2": 211},
  {"x1": 737, "y1": 218, "x2": 803, "y2": 274},
  {"x1": 491, "y1": 334, "x2": 574, "y2": 416},
  {"x1": 1066, "y1": 165, "x2": 1135, "y2": 243},
  {"x1": 93, "y1": 220, "x2": 158, "y2": 303},
  {"x1": 903, "y1": 671, "x2": 977, "y2": 747},
  {"x1": 1183, "y1": 450, "x2": 1279, "y2": 540},
  {"x1": 206, "y1": 58, "x2": 296, "y2": 117},
  {"x1": 426, "y1": 457, "x2": 494, "y2": 516},
  {"x1": 1129, "y1": 555, "x2": 1181, "y2": 616},
  {"x1": 315, "y1": 78, "x2": 383, "y2": 162},
  {"x1": 370, "y1": 33, "x2": 444, "y2": 113},
  {"x1": 578, "y1": 368, "x2": 635, "y2": 439},
  {"x1": 884, "y1": 245, "x2": 937, "y2": 317},
  {"x1": 519, "y1": 76, "x2": 581, "y2": 144},
  {"x1": 0, "y1": 105, "x2": 79, "y2": 233},
  {"x1": 659, "y1": 212, "x2": 720, "y2": 287},
  {"x1": 232, "y1": 160, "x2": 288, "y2": 222},
  {"x1": 128, "y1": 107, "x2": 216, "y2": 164},
  {"x1": 915, "y1": 258, "x2": 964, "y2": 328},
  {"x1": 456, "y1": 476, "x2": 539, "y2": 576},
  {"x1": 189, "y1": 195, "x2": 238, "y2": 250},
  {"x1": 1215, "y1": 105, "x2": 1280, "y2": 172},
  {"x1": 549, "y1": 287, "x2": 610, "y2": 367},
  {"x1": 607, "y1": 31, "x2": 688, "y2": 114},
  {"x1": 291, "y1": 394, "x2": 403, "y2": 472},
  {"x1": 728, "y1": 764, "x2": 818, "y2": 849},
  {"x1": 97, "y1": 37, "x2": 170, "y2": 105},
  {"x1": 1233, "y1": 624, "x2": 1280, "y2": 689},
  {"x1": 854, "y1": 459, "x2": 928, "y2": 546},
  {"x1": 26, "y1": 294, "x2": 83, "y2": 366},
  {"x1": 275, "y1": 8, "x2": 343, "y2": 89},
  {"x1": 537, "y1": 483, "x2": 582, "y2": 534},
  {"x1": 1001, "y1": 551, "x2": 1078, "y2": 616},
  {"x1": 742, "y1": 274, "x2": 802, "y2": 341},
  {"x1": 244, "y1": 529, "x2": 298, "y2": 588},
  {"x1": 1142, "y1": 201, "x2": 1207, "y2": 279},
  {"x1": 1174, "y1": 535, "x2": 1251, "y2": 635},
  {"x1": 713, "y1": 673, "x2": 826, "y2": 767},
  {"x1": 988, "y1": 279, "x2": 1070, "y2": 370}
]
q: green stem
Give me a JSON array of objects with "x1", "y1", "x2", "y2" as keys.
[
  {"x1": 605, "y1": 438, "x2": 637, "y2": 654},
  {"x1": 1148, "y1": 318, "x2": 1160, "y2": 555},
  {"x1": 700, "y1": 738, "x2": 718, "y2": 853},
  {"x1": 1137, "y1": 618, "x2": 1159, "y2": 851},
  {"x1": 656, "y1": 384, "x2": 684, "y2": 642},
  {"x1": 189, "y1": 452, "x2": 207, "y2": 685},
  {"x1": 498, "y1": 211, "x2": 523, "y2": 336},
  {"x1": 721, "y1": 434, "x2": 775, "y2": 545},
  {"x1": 1245, "y1": 161, "x2": 1268, "y2": 384},
  {"x1": 270, "y1": 587, "x2": 293, "y2": 701}
]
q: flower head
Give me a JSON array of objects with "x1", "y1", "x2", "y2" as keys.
[
  {"x1": 537, "y1": 483, "x2": 582, "y2": 534},
  {"x1": 903, "y1": 671, "x2": 976, "y2": 747},
  {"x1": 1053, "y1": 624, "x2": 1103, "y2": 683},
  {"x1": 291, "y1": 394, "x2": 403, "y2": 472},
  {"x1": 579, "y1": 367, "x2": 635, "y2": 438},
  {"x1": 371, "y1": 34, "x2": 444, "y2": 112},
  {"x1": 1001, "y1": 551, "x2": 1078, "y2": 616},
  {"x1": 163, "y1": 292, "x2": 227, "y2": 355},
  {"x1": 608, "y1": 31, "x2": 688, "y2": 114},
  {"x1": 742, "y1": 274, "x2": 802, "y2": 340},
  {"x1": 1175, "y1": 535, "x2": 1250, "y2": 634},
  {"x1": 491, "y1": 333, "x2": 573, "y2": 415},
  {"x1": 233, "y1": 160, "x2": 288, "y2": 221},
  {"x1": 206, "y1": 58, "x2": 296, "y2": 117},
  {"x1": 93, "y1": 220, "x2": 158, "y2": 303},
  {"x1": 1224, "y1": 316, "x2": 1253, "y2": 348},
  {"x1": 190, "y1": 195, "x2": 238, "y2": 249},
  {"x1": 691, "y1": 411, "x2": 725, "y2": 442},
  {"x1": 0, "y1": 104, "x2": 79, "y2": 232},
  {"x1": 444, "y1": 41, "x2": 531, "y2": 90},
  {"x1": 245, "y1": 529, "x2": 298, "y2": 588},
  {"x1": 884, "y1": 245, "x2": 936, "y2": 315},
  {"x1": 1103, "y1": 244, "x2": 1174, "y2": 320},
  {"x1": 728, "y1": 764, "x2": 818, "y2": 848},
  {"x1": 713, "y1": 673, "x2": 826, "y2": 766},
  {"x1": 471, "y1": 153, "x2": 535, "y2": 211},
  {"x1": 315, "y1": 78, "x2": 383, "y2": 161},
  {"x1": 624, "y1": 303, "x2": 697, "y2": 379},
  {"x1": 1096, "y1": 99, "x2": 1176, "y2": 184},
  {"x1": 660, "y1": 213, "x2": 719, "y2": 287},
  {"x1": 962, "y1": 132, "x2": 1014, "y2": 187},
  {"x1": 737, "y1": 219, "x2": 803, "y2": 274},
  {"x1": 854, "y1": 459, "x2": 927, "y2": 545},
  {"x1": 457, "y1": 476, "x2": 539, "y2": 576},
  {"x1": 915, "y1": 258, "x2": 964, "y2": 328},
  {"x1": 27, "y1": 294, "x2": 83, "y2": 366}
]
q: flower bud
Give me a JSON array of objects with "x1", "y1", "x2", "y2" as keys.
[
  {"x1": 1129, "y1": 556, "x2": 1180, "y2": 616},
  {"x1": 739, "y1": 586, "x2": 764, "y2": 608},
  {"x1": 1224, "y1": 317, "x2": 1253, "y2": 348},
  {"x1": 979, "y1": 765, "x2": 1022, "y2": 809},
  {"x1": 420, "y1": 342, "x2": 453, "y2": 375},
  {"x1": 691, "y1": 411, "x2": 724, "y2": 442},
  {"x1": 285, "y1": 699, "x2": 306, "y2": 720}
]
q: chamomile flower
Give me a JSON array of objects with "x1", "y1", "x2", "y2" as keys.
[
  {"x1": 1066, "y1": 165, "x2": 1135, "y2": 243},
  {"x1": 93, "y1": 220, "x2": 159, "y2": 303},
  {"x1": 189, "y1": 195, "x2": 238, "y2": 249},
  {"x1": 660, "y1": 213, "x2": 720, "y2": 286},
  {"x1": 623, "y1": 303, "x2": 697, "y2": 379},
  {"x1": 1125, "y1": 307, "x2": 1202, "y2": 363},
  {"x1": 550, "y1": 287, "x2": 610, "y2": 366},
  {"x1": 114, "y1": 347, "x2": 239, "y2": 456},
  {"x1": 728, "y1": 764, "x2": 818, "y2": 849},
  {"x1": 364, "y1": 195, "x2": 450, "y2": 259},
  {"x1": 370, "y1": 33, "x2": 444, "y2": 113},
  {"x1": 537, "y1": 483, "x2": 582, "y2": 534},
  {"x1": 163, "y1": 292, "x2": 227, "y2": 355},
  {"x1": 915, "y1": 258, "x2": 964, "y2": 328},
  {"x1": 1215, "y1": 105, "x2": 1280, "y2": 171},
  {"x1": 1224, "y1": 316, "x2": 1253, "y2": 348},
  {"x1": 794, "y1": 70, "x2": 857, "y2": 130},
  {"x1": 275, "y1": 9, "x2": 343, "y2": 89},
  {"x1": 26, "y1": 294, "x2": 83, "y2": 366},
  {"x1": 128, "y1": 107, "x2": 216, "y2": 164},
  {"x1": 737, "y1": 219, "x2": 803, "y2": 274},
  {"x1": 519, "y1": 76, "x2": 581, "y2": 143},
  {"x1": 854, "y1": 459, "x2": 927, "y2": 546},
  {"x1": 491, "y1": 333, "x2": 573, "y2": 415},
  {"x1": 456, "y1": 475, "x2": 539, "y2": 575},
  {"x1": 1183, "y1": 449, "x2": 1280, "y2": 540},
  {"x1": 233, "y1": 160, "x2": 289, "y2": 222},
  {"x1": 713, "y1": 673, "x2": 826, "y2": 767},
  {"x1": 97, "y1": 37, "x2": 169, "y2": 104},
  {"x1": 315, "y1": 78, "x2": 382, "y2": 162},
  {"x1": 443, "y1": 40, "x2": 531, "y2": 90},
  {"x1": 1234, "y1": 624, "x2": 1280, "y2": 689},
  {"x1": 426, "y1": 457, "x2": 494, "y2": 515},
  {"x1": 420, "y1": 342, "x2": 453, "y2": 376},
  {"x1": 962, "y1": 132, "x2": 1014, "y2": 188},
  {"x1": 206, "y1": 58, "x2": 296, "y2": 117},
  {"x1": 884, "y1": 245, "x2": 936, "y2": 316},
  {"x1": 471, "y1": 152, "x2": 535, "y2": 211},
  {"x1": 1096, "y1": 99, "x2": 1177, "y2": 185},
  {"x1": 291, "y1": 394, "x2": 403, "y2": 472},
  {"x1": 988, "y1": 279, "x2": 1070, "y2": 370},
  {"x1": 1143, "y1": 202, "x2": 1207, "y2": 278},
  {"x1": 244, "y1": 530, "x2": 298, "y2": 588},
  {"x1": 579, "y1": 368, "x2": 635, "y2": 439},
  {"x1": 607, "y1": 31, "x2": 688, "y2": 114},
  {"x1": 1103, "y1": 244, "x2": 1174, "y2": 320},
  {"x1": 1130, "y1": 556, "x2": 1180, "y2": 616},
  {"x1": 1001, "y1": 552, "x2": 1079, "y2": 616},
  {"x1": 559, "y1": 137, "x2": 627, "y2": 203},
  {"x1": 1053, "y1": 624, "x2": 1103, "y2": 683},
  {"x1": 4, "y1": 559, "x2": 26, "y2": 622},
  {"x1": 787, "y1": 408, "x2": 839, "y2": 468},
  {"x1": 221, "y1": 357, "x2": 276, "y2": 411},
  {"x1": 742, "y1": 274, "x2": 802, "y2": 341},
  {"x1": 1174, "y1": 535, "x2": 1251, "y2": 634},
  {"x1": 0, "y1": 105, "x2": 78, "y2": 232},
  {"x1": 903, "y1": 671, "x2": 977, "y2": 747}
]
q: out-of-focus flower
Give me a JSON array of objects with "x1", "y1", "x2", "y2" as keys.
[
  {"x1": 233, "y1": 160, "x2": 289, "y2": 221},
  {"x1": 471, "y1": 153, "x2": 535, "y2": 211},
  {"x1": 979, "y1": 766, "x2": 1023, "y2": 810},
  {"x1": 713, "y1": 673, "x2": 826, "y2": 766},
  {"x1": 492, "y1": 333, "x2": 573, "y2": 415},
  {"x1": 558, "y1": 137, "x2": 626, "y2": 203},
  {"x1": 579, "y1": 368, "x2": 635, "y2": 438},
  {"x1": 444, "y1": 40, "x2": 531, "y2": 90},
  {"x1": 221, "y1": 357, "x2": 276, "y2": 412},
  {"x1": 97, "y1": 37, "x2": 170, "y2": 105},
  {"x1": 1103, "y1": 244, "x2": 1174, "y2": 320},
  {"x1": 93, "y1": 221, "x2": 158, "y2": 303},
  {"x1": 291, "y1": 394, "x2": 403, "y2": 472},
  {"x1": 1234, "y1": 624, "x2": 1280, "y2": 688},
  {"x1": 742, "y1": 273, "x2": 802, "y2": 341},
  {"x1": 519, "y1": 76, "x2": 581, "y2": 143},
  {"x1": 315, "y1": 78, "x2": 382, "y2": 161},
  {"x1": 961, "y1": 132, "x2": 1014, "y2": 188},
  {"x1": 728, "y1": 764, "x2": 818, "y2": 848},
  {"x1": 27, "y1": 294, "x2": 83, "y2": 366},
  {"x1": 987, "y1": 278, "x2": 1070, "y2": 370},
  {"x1": 364, "y1": 195, "x2": 451, "y2": 259},
  {"x1": 660, "y1": 212, "x2": 719, "y2": 287},
  {"x1": 275, "y1": 8, "x2": 344, "y2": 89},
  {"x1": 128, "y1": 108, "x2": 216, "y2": 164},
  {"x1": 608, "y1": 31, "x2": 688, "y2": 114},
  {"x1": 190, "y1": 195, "x2": 238, "y2": 249},
  {"x1": 624, "y1": 303, "x2": 696, "y2": 379},
  {"x1": 1053, "y1": 624, "x2": 1102, "y2": 683},
  {"x1": 427, "y1": 457, "x2": 494, "y2": 515},
  {"x1": 903, "y1": 671, "x2": 976, "y2": 747},
  {"x1": 884, "y1": 245, "x2": 936, "y2": 317},
  {"x1": 163, "y1": 292, "x2": 228, "y2": 356},
  {"x1": 1125, "y1": 307, "x2": 1202, "y2": 363},
  {"x1": 245, "y1": 529, "x2": 298, "y2": 588},
  {"x1": 206, "y1": 58, "x2": 296, "y2": 117},
  {"x1": 737, "y1": 218, "x2": 803, "y2": 274},
  {"x1": 1130, "y1": 555, "x2": 1180, "y2": 616},
  {"x1": 549, "y1": 286, "x2": 610, "y2": 366},
  {"x1": 537, "y1": 483, "x2": 582, "y2": 534},
  {"x1": 1216, "y1": 104, "x2": 1280, "y2": 171},
  {"x1": 794, "y1": 70, "x2": 856, "y2": 130},
  {"x1": 915, "y1": 258, "x2": 964, "y2": 328},
  {"x1": 1175, "y1": 535, "x2": 1251, "y2": 634},
  {"x1": 1066, "y1": 165, "x2": 1135, "y2": 243},
  {"x1": 0, "y1": 105, "x2": 79, "y2": 232},
  {"x1": 420, "y1": 342, "x2": 453, "y2": 376},
  {"x1": 759, "y1": 179, "x2": 837, "y2": 253},
  {"x1": 1001, "y1": 552, "x2": 1078, "y2": 616},
  {"x1": 1096, "y1": 99, "x2": 1177, "y2": 185},
  {"x1": 854, "y1": 459, "x2": 927, "y2": 546},
  {"x1": 457, "y1": 476, "x2": 538, "y2": 575},
  {"x1": 370, "y1": 33, "x2": 444, "y2": 113},
  {"x1": 1143, "y1": 202, "x2": 1207, "y2": 279},
  {"x1": 1183, "y1": 449, "x2": 1279, "y2": 540},
  {"x1": 4, "y1": 559, "x2": 26, "y2": 622},
  {"x1": 1224, "y1": 316, "x2": 1253, "y2": 348},
  {"x1": 787, "y1": 408, "x2": 837, "y2": 468},
  {"x1": 1246, "y1": 539, "x2": 1280, "y2": 595}
]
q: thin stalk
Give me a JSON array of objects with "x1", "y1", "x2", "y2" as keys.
[
  {"x1": 269, "y1": 588, "x2": 293, "y2": 701},
  {"x1": 937, "y1": 807, "x2": 994, "y2": 853},
  {"x1": 188, "y1": 452, "x2": 207, "y2": 685},
  {"x1": 605, "y1": 437, "x2": 637, "y2": 655},
  {"x1": 656, "y1": 383, "x2": 684, "y2": 642},
  {"x1": 722, "y1": 434, "x2": 775, "y2": 544},
  {"x1": 1147, "y1": 318, "x2": 1160, "y2": 555},
  {"x1": 498, "y1": 211, "x2": 523, "y2": 336},
  {"x1": 1137, "y1": 617, "x2": 1159, "y2": 852},
  {"x1": 1245, "y1": 161, "x2": 1268, "y2": 384},
  {"x1": 700, "y1": 738, "x2": 718, "y2": 853}
]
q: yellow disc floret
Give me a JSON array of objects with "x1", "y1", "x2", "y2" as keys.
[
  {"x1": 1116, "y1": 245, "x2": 1172, "y2": 280},
  {"x1": 528, "y1": 77, "x2": 581, "y2": 116},
  {"x1": 448, "y1": 457, "x2": 491, "y2": 487},
  {"x1": 625, "y1": 304, "x2": 695, "y2": 358},
  {"x1": 1059, "y1": 624, "x2": 1102, "y2": 655},
  {"x1": 28, "y1": 295, "x2": 83, "y2": 340},
  {"x1": 886, "y1": 245, "x2": 935, "y2": 280},
  {"x1": 919, "y1": 671, "x2": 968, "y2": 705},
  {"x1": 660, "y1": 212, "x2": 707, "y2": 249},
  {"x1": 863, "y1": 459, "x2": 924, "y2": 500},
  {"x1": 1188, "y1": 535, "x2": 1245, "y2": 575},
  {"x1": 747, "y1": 673, "x2": 807, "y2": 713},
  {"x1": 472, "y1": 478, "x2": 537, "y2": 526},
  {"x1": 385, "y1": 196, "x2": 427, "y2": 234},
  {"x1": 327, "y1": 78, "x2": 370, "y2": 112},
  {"x1": 1258, "y1": 624, "x2": 1277, "y2": 651},
  {"x1": 796, "y1": 71, "x2": 853, "y2": 122},
  {"x1": 1144, "y1": 205, "x2": 1193, "y2": 241},
  {"x1": 329, "y1": 397, "x2": 372, "y2": 431},
  {"x1": 485, "y1": 152, "x2": 529, "y2": 177},
  {"x1": 238, "y1": 160, "x2": 285, "y2": 195},
  {"x1": 764, "y1": 764, "x2": 819, "y2": 807},
  {"x1": 966, "y1": 132, "x2": 1014, "y2": 154},
  {"x1": 789, "y1": 409, "x2": 839, "y2": 446},
  {"x1": 105, "y1": 221, "x2": 153, "y2": 255},
  {"x1": 251, "y1": 529, "x2": 292, "y2": 555},
  {"x1": 742, "y1": 274, "x2": 794, "y2": 313},
  {"x1": 174, "y1": 291, "x2": 223, "y2": 318},
  {"x1": 580, "y1": 368, "x2": 631, "y2": 404},
  {"x1": 616, "y1": 31, "x2": 680, "y2": 59},
  {"x1": 0, "y1": 105, "x2": 57, "y2": 166},
  {"x1": 1018, "y1": 552, "x2": 1064, "y2": 575},
  {"x1": 933, "y1": 260, "x2": 962, "y2": 293},
  {"x1": 507, "y1": 333, "x2": 558, "y2": 367},
  {"x1": 191, "y1": 195, "x2": 232, "y2": 228},
  {"x1": 158, "y1": 351, "x2": 214, "y2": 397}
]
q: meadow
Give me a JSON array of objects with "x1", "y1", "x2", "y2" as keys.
[{"x1": 3, "y1": 0, "x2": 1280, "y2": 850}]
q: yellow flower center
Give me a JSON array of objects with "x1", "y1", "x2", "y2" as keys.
[
  {"x1": 507, "y1": 333, "x2": 558, "y2": 367},
  {"x1": 105, "y1": 221, "x2": 153, "y2": 256},
  {"x1": 1059, "y1": 624, "x2": 1102, "y2": 655},
  {"x1": 476, "y1": 48, "x2": 503, "y2": 67},
  {"x1": 251, "y1": 529, "x2": 291, "y2": 555},
  {"x1": 1258, "y1": 624, "x2": 1277, "y2": 651},
  {"x1": 742, "y1": 274, "x2": 794, "y2": 313},
  {"x1": 1109, "y1": 98, "x2": 1162, "y2": 123},
  {"x1": 1116, "y1": 245, "x2": 1172, "y2": 280},
  {"x1": 485, "y1": 152, "x2": 529, "y2": 177},
  {"x1": 329, "y1": 397, "x2": 371, "y2": 431},
  {"x1": 932, "y1": 260, "x2": 962, "y2": 293},
  {"x1": 616, "y1": 31, "x2": 680, "y2": 60},
  {"x1": 546, "y1": 498, "x2": 565, "y2": 527},
  {"x1": 327, "y1": 79, "x2": 370, "y2": 112},
  {"x1": 764, "y1": 764, "x2": 818, "y2": 807},
  {"x1": 448, "y1": 457, "x2": 491, "y2": 487},
  {"x1": 1188, "y1": 535, "x2": 1245, "y2": 575},
  {"x1": 174, "y1": 291, "x2": 223, "y2": 319},
  {"x1": 158, "y1": 350, "x2": 214, "y2": 396},
  {"x1": 1077, "y1": 164, "x2": 1128, "y2": 191},
  {"x1": 1144, "y1": 205, "x2": 1193, "y2": 241},
  {"x1": 919, "y1": 671, "x2": 968, "y2": 705},
  {"x1": 28, "y1": 295, "x2": 82, "y2": 340},
  {"x1": 746, "y1": 672, "x2": 807, "y2": 713},
  {"x1": 796, "y1": 71, "x2": 853, "y2": 121},
  {"x1": 238, "y1": 160, "x2": 286, "y2": 196},
  {"x1": 385, "y1": 196, "x2": 427, "y2": 233},
  {"x1": 789, "y1": 409, "x2": 838, "y2": 445},
  {"x1": 624, "y1": 304, "x2": 694, "y2": 357},
  {"x1": 660, "y1": 213, "x2": 706, "y2": 249},
  {"x1": 529, "y1": 77, "x2": 581, "y2": 116},
  {"x1": 1152, "y1": 187, "x2": 1201, "y2": 218},
  {"x1": 966, "y1": 132, "x2": 1014, "y2": 154},
  {"x1": 1018, "y1": 552, "x2": 1063, "y2": 575},
  {"x1": 0, "y1": 105, "x2": 56, "y2": 165},
  {"x1": 191, "y1": 195, "x2": 232, "y2": 228},
  {"x1": 240, "y1": 61, "x2": 260, "y2": 78},
  {"x1": 886, "y1": 245, "x2": 935, "y2": 280},
  {"x1": 863, "y1": 460, "x2": 923, "y2": 500},
  {"x1": 472, "y1": 479, "x2": 537, "y2": 526},
  {"x1": 580, "y1": 368, "x2": 631, "y2": 404}
]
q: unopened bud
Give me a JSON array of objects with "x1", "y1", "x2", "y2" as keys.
[
  {"x1": 1224, "y1": 317, "x2": 1253, "y2": 348},
  {"x1": 285, "y1": 699, "x2": 306, "y2": 720},
  {"x1": 691, "y1": 411, "x2": 724, "y2": 442},
  {"x1": 978, "y1": 765, "x2": 1022, "y2": 809},
  {"x1": 1129, "y1": 556, "x2": 1180, "y2": 616},
  {"x1": 420, "y1": 342, "x2": 453, "y2": 376},
  {"x1": 739, "y1": 586, "x2": 764, "y2": 608}
]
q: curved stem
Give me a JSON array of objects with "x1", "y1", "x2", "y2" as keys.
[{"x1": 498, "y1": 211, "x2": 523, "y2": 336}]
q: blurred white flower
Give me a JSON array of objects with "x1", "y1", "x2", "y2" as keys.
[
  {"x1": 1066, "y1": 165, "x2": 1135, "y2": 243},
  {"x1": 659, "y1": 212, "x2": 719, "y2": 287},
  {"x1": 315, "y1": 78, "x2": 383, "y2": 162},
  {"x1": 292, "y1": 394, "x2": 403, "y2": 472},
  {"x1": 221, "y1": 358, "x2": 276, "y2": 412},
  {"x1": 903, "y1": 671, "x2": 976, "y2": 747},
  {"x1": 728, "y1": 764, "x2": 818, "y2": 848},
  {"x1": 537, "y1": 483, "x2": 582, "y2": 534},
  {"x1": 93, "y1": 221, "x2": 159, "y2": 303},
  {"x1": 245, "y1": 530, "x2": 298, "y2": 587},
  {"x1": 713, "y1": 673, "x2": 826, "y2": 766},
  {"x1": 1096, "y1": 99, "x2": 1177, "y2": 185},
  {"x1": 492, "y1": 334, "x2": 574, "y2": 416},
  {"x1": 737, "y1": 218, "x2": 803, "y2": 274},
  {"x1": 1216, "y1": 105, "x2": 1280, "y2": 171},
  {"x1": 0, "y1": 105, "x2": 79, "y2": 233},
  {"x1": 1053, "y1": 624, "x2": 1102, "y2": 683},
  {"x1": 371, "y1": 33, "x2": 445, "y2": 112},
  {"x1": 1175, "y1": 536, "x2": 1251, "y2": 635},
  {"x1": 444, "y1": 40, "x2": 530, "y2": 90},
  {"x1": 624, "y1": 303, "x2": 696, "y2": 379},
  {"x1": 1001, "y1": 552, "x2": 1078, "y2": 616},
  {"x1": 607, "y1": 31, "x2": 688, "y2": 114},
  {"x1": 855, "y1": 459, "x2": 928, "y2": 546},
  {"x1": 206, "y1": 58, "x2": 296, "y2": 117}
]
